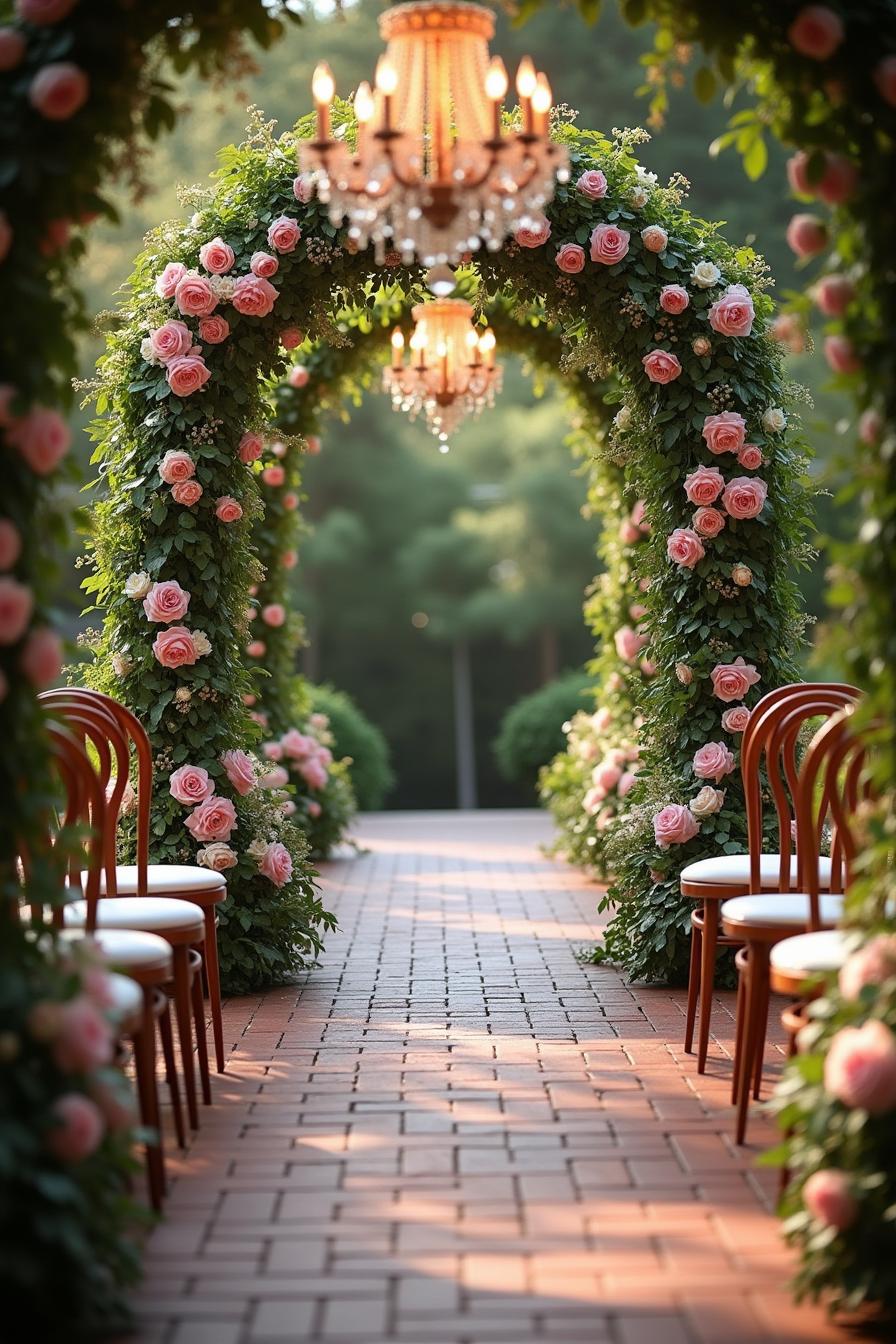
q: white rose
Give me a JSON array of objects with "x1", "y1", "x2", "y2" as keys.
[
  {"x1": 675, "y1": 663, "x2": 692, "y2": 685},
  {"x1": 691, "y1": 260, "x2": 721, "y2": 289},
  {"x1": 140, "y1": 338, "x2": 161, "y2": 366},
  {"x1": 209, "y1": 274, "x2": 236, "y2": 301},
  {"x1": 191, "y1": 213, "x2": 203, "y2": 228},
  {"x1": 689, "y1": 786, "x2": 726, "y2": 818},
  {"x1": 197, "y1": 842, "x2": 238, "y2": 872},
  {"x1": 191, "y1": 629, "x2": 212, "y2": 657},
  {"x1": 629, "y1": 187, "x2": 649, "y2": 208},
  {"x1": 614, "y1": 405, "x2": 632, "y2": 431},
  {"x1": 111, "y1": 652, "x2": 133, "y2": 678},
  {"x1": 247, "y1": 839, "x2": 268, "y2": 859},
  {"x1": 125, "y1": 571, "x2": 151, "y2": 599},
  {"x1": 636, "y1": 167, "x2": 657, "y2": 188},
  {"x1": 761, "y1": 406, "x2": 787, "y2": 434}
]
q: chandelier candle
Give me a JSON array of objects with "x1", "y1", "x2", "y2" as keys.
[{"x1": 302, "y1": 0, "x2": 568, "y2": 266}]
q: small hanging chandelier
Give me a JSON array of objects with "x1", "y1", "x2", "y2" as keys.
[
  {"x1": 382, "y1": 299, "x2": 502, "y2": 446},
  {"x1": 301, "y1": 0, "x2": 568, "y2": 268}
]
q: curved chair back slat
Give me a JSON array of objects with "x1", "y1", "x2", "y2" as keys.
[{"x1": 36, "y1": 721, "x2": 107, "y2": 931}]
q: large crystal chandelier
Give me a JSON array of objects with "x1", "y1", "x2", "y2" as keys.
[
  {"x1": 301, "y1": 0, "x2": 568, "y2": 267},
  {"x1": 383, "y1": 299, "x2": 503, "y2": 446}
]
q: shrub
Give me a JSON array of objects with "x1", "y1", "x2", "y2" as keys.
[
  {"x1": 307, "y1": 684, "x2": 394, "y2": 811},
  {"x1": 494, "y1": 671, "x2": 592, "y2": 789}
]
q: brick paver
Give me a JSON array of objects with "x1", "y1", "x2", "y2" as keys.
[{"x1": 135, "y1": 810, "x2": 855, "y2": 1344}]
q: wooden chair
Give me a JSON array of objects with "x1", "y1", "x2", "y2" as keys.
[
  {"x1": 41, "y1": 687, "x2": 229, "y2": 1075},
  {"x1": 682, "y1": 682, "x2": 858, "y2": 1072},
  {"x1": 720, "y1": 693, "x2": 863, "y2": 1143}
]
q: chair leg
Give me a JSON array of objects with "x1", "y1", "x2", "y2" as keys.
[
  {"x1": 731, "y1": 956, "x2": 747, "y2": 1105},
  {"x1": 172, "y1": 946, "x2": 199, "y2": 1131},
  {"x1": 202, "y1": 907, "x2": 226, "y2": 1073},
  {"x1": 191, "y1": 951, "x2": 212, "y2": 1107},
  {"x1": 735, "y1": 943, "x2": 770, "y2": 1145},
  {"x1": 752, "y1": 962, "x2": 772, "y2": 1101},
  {"x1": 696, "y1": 900, "x2": 718, "y2": 1073},
  {"x1": 133, "y1": 992, "x2": 165, "y2": 1210},
  {"x1": 158, "y1": 997, "x2": 186, "y2": 1150},
  {"x1": 684, "y1": 911, "x2": 701, "y2": 1055}
]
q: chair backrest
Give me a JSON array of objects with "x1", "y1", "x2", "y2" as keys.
[
  {"x1": 741, "y1": 682, "x2": 860, "y2": 894},
  {"x1": 796, "y1": 705, "x2": 870, "y2": 929}
]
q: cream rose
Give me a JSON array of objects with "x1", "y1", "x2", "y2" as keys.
[
  {"x1": 689, "y1": 786, "x2": 726, "y2": 818},
  {"x1": 124, "y1": 571, "x2": 151, "y2": 600}
]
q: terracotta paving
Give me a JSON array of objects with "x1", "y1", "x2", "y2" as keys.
[{"x1": 134, "y1": 809, "x2": 853, "y2": 1344}]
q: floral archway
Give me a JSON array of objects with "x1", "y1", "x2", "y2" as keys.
[{"x1": 85, "y1": 112, "x2": 809, "y2": 993}]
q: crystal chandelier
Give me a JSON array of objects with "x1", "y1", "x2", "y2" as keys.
[
  {"x1": 301, "y1": 0, "x2": 569, "y2": 267},
  {"x1": 382, "y1": 298, "x2": 503, "y2": 446}
]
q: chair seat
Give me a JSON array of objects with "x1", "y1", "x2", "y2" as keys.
[
  {"x1": 770, "y1": 929, "x2": 849, "y2": 974},
  {"x1": 65, "y1": 896, "x2": 205, "y2": 935},
  {"x1": 681, "y1": 853, "x2": 833, "y2": 888},
  {"x1": 60, "y1": 926, "x2": 172, "y2": 972},
  {"x1": 106, "y1": 971, "x2": 144, "y2": 1025},
  {"x1": 720, "y1": 892, "x2": 844, "y2": 929},
  {"x1": 96, "y1": 864, "x2": 227, "y2": 896}
]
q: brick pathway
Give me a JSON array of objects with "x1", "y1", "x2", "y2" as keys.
[{"x1": 135, "y1": 810, "x2": 853, "y2": 1344}]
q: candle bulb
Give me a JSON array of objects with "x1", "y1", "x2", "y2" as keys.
[
  {"x1": 312, "y1": 61, "x2": 335, "y2": 143},
  {"x1": 479, "y1": 329, "x2": 496, "y2": 369},
  {"x1": 466, "y1": 327, "x2": 481, "y2": 367},
  {"x1": 354, "y1": 80, "x2": 374, "y2": 154},
  {"x1": 516, "y1": 56, "x2": 537, "y2": 136},
  {"x1": 410, "y1": 329, "x2": 426, "y2": 371},
  {"x1": 532, "y1": 73, "x2": 552, "y2": 137},
  {"x1": 485, "y1": 57, "x2": 508, "y2": 142},
  {"x1": 437, "y1": 340, "x2": 449, "y2": 391},
  {"x1": 391, "y1": 327, "x2": 405, "y2": 370},
  {"x1": 375, "y1": 57, "x2": 398, "y2": 133}
]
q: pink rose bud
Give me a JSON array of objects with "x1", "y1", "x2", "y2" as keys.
[
  {"x1": 7, "y1": 405, "x2": 71, "y2": 474},
  {"x1": 305, "y1": 435, "x2": 321, "y2": 455},
  {"x1": 198, "y1": 236, "x2": 235, "y2": 274},
  {"x1": 515, "y1": 217, "x2": 552, "y2": 248},
  {"x1": 262, "y1": 603, "x2": 286, "y2": 627},
  {"x1": 815, "y1": 274, "x2": 854, "y2": 316},
  {"x1": 802, "y1": 1169, "x2": 857, "y2": 1232},
  {"x1": 288, "y1": 365, "x2": 309, "y2": 389},
  {"x1": 555, "y1": 242, "x2": 586, "y2": 274},
  {"x1": 29, "y1": 61, "x2": 89, "y2": 121},
  {"x1": 659, "y1": 284, "x2": 689, "y2": 314},
  {"x1": 20, "y1": 626, "x2": 62, "y2": 687},
  {"x1": 788, "y1": 6, "x2": 845, "y2": 60},
  {"x1": 238, "y1": 430, "x2": 263, "y2": 463},
  {"x1": 858, "y1": 409, "x2": 882, "y2": 445},
  {"x1": 590, "y1": 223, "x2": 630, "y2": 265},
  {"x1": 215, "y1": 496, "x2": 243, "y2": 523},
  {"x1": 246, "y1": 639, "x2": 266, "y2": 658},
  {"x1": 262, "y1": 465, "x2": 285, "y2": 487},
  {"x1": 282, "y1": 550, "x2": 298, "y2": 569},
  {"x1": 282, "y1": 491, "x2": 299, "y2": 511},
  {"x1": 47, "y1": 1094, "x2": 105, "y2": 1163},
  {"x1": 824, "y1": 1018, "x2": 896, "y2": 1114},
  {"x1": 786, "y1": 213, "x2": 828, "y2": 257},
  {"x1": 619, "y1": 520, "x2": 641, "y2": 545},
  {"x1": 576, "y1": 169, "x2": 608, "y2": 199},
  {"x1": 199, "y1": 315, "x2": 229, "y2": 344},
  {"x1": 817, "y1": 154, "x2": 858, "y2": 205},
  {"x1": 824, "y1": 335, "x2": 861, "y2": 375},
  {"x1": 0, "y1": 576, "x2": 34, "y2": 644}
]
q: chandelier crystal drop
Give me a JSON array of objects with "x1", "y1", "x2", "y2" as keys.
[
  {"x1": 301, "y1": 0, "x2": 569, "y2": 267},
  {"x1": 382, "y1": 299, "x2": 503, "y2": 444}
]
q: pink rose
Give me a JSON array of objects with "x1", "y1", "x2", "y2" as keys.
[
  {"x1": 281, "y1": 729, "x2": 314, "y2": 760},
  {"x1": 300, "y1": 759, "x2": 328, "y2": 790},
  {"x1": 0, "y1": 577, "x2": 33, "y2": 644},
  {"x1": 259, "y1": 840, "x2": 293, "y2": 887},
  {"x1": 20, "y1": 626, "x2": 62, "y2": 686},
  {"x1": 29, "y1": 61, "x2": 89, "y2": 120},
  {"x1": 215, "y1": 496, "x2": 243, "y2": 523},
  {"x1": 221, "y1": 748, "x2": 255, "y2": 797},
  {"x1": 641, "y1": 225, "x2": 668, "y2": 253},
  {"x1": 169, "y1": 764, "x2": 213, "y2": 806},
  {"x1": 659, "y1": 284, "x2": 689, "y2": 315},
  {"x1": 593, "y1": 762, "x2": 622, "y2": 794},
  {"x1": 642, "y1": 349, "x2": 681, "y2": 384},
  {"x1": 787, "y1": 213, "x2": 828, "y2": 257},
  {"x1": 815, "y1": 274, "x2": 854, "y2": 316},
  {"x1": 142, "y1": 579, "x2": 190, "y2": 624},
  {"x1": 858, "y1": 409, "x2": 882, "y2": 445},
  {"x1": 619, "y1": 521, "x2": 640, "y2": 545},
  {"x1": 0, "y1": 28, "x2": 25, "y2": 72},
  {"x1": 250, "y1": 250, "x2": 280, "y2": 279},
  {"x1": 683, "y1": 465, "x2": 724, "y2": 506},
  {"x1": 262, "y1": 465, "x2": 285, "y2": 487},
  {"x1": 261, "y1": 765, "x2": 289, "y2": 790},
  {"x1": 839, "y1": 935, "x2": 896, "y2": 1000},
  {"x1": 283, "y1": 492, "x2": 299, "y2": 511},
  {"x1": 693, "y1": 741, "x2": 735, "y2": 782},
  {"x1": 710, "y1": 656, "x2": 761, "y2": 702},
  {"x1": 786, "y1": 151, "x2": 813, "y2": 197},
  {"x1": 267, "y1": 216, "x2": 301, "y2": 254},
  {"x1": 693, "y1": 506, "x2": 725, "y2": 538},
  {"x1": 772, "y1": 312, "x2": 805, "y2": 353},
  {"x1": 47, "y1": 1094, "x2": 105, "y2": 1163},
  {"x1": 152, "y1": 625, "x2": 199, "y2": 669},
  {"x1": 708, "y1": 286, "x2": 755, "y2": 338},
  {"x1": 721, "y1": 706, "x2": 751, "y2": 733},
  {"x1": 239, "y1": 430, "x2": 263, "y2": 463},
  {"x1": 40, "y1": 218, "x2": 70, "y2": 256},
  {"x1": 721, "y1": 475, "x2": 768, "y2": 520},
  {"x1": 262, "y1": 603, "x2": 285, "y2": 627},
  {"x1": 308, "y1": 800, "x2": 322, "y2": 819},
  {"x1": 654, "y1": 803, "x2": 700, "y2": 849},
  {"x1": 198, "y1": 236, "x2": 235, "y2": 274},
  {"x1": 263, "y1": 741, "x2": 284, "y2": 761},
  {"x1": 185, "y1": 794, "x2": 238, "y2": 843},
  {"x1": 280, "y1": 326, "x2": 303, "y2": 350},
  {"x1": 174, "y1": 273, "x2": 217, "y2": 317},
  {"x1": 0, "y1": 519, "x2": 22, "y2": 569},
  {"x1": 171, "y1": 480, "x2": 203, "y2": 506},
  {"x1": 7, "y1": 406, "x2": 70, "y2": 474},
  {"x1": 576, "y1": 169, "x2": 608, "y2": 199},
  {"x1": 555, "y1": 243, "x2": 586, "y2": 274},
  {"x1": 200, "y1": 315, "x2": 229, "y2": 344},
  {"x1": 246, "y1": 640, "x2": 266, "y2": 658},
  {"x1": 282, "y1": 550, "x2": 298, "y2": 569},
  {"x1": 147, "y1": 319, "x2": 193, "y2": 364},
  {"x1": 824, "y1": 335, "x2": 861, "y2": 375},
  {"x1": 824, "y1": 1019, "x2": 896, "y2": 1114},
  {"x1": 53, "y1": 996, "x2": 113, "y2": 1073},
  {"x1": 196, "y1": 842, "x2": 238, "y2": 873},
  {"x1": 155, "y1": 262, "x2": 187, "y2": 299},
  {"x1": 293, "y1": 173, "x2": 316, "y2": 203},
  {"x1": 737, "y1": 444, "x2": 764, "y2": 470},
  {"x1": 305, "y1": 435, "x2": 321, "y2": 456},
  {"x1": 874, "y1": 54, "x2": 896, "y2": 107},
  {"x1": 618, "y1": 771, "x2": 637, "y2": 798},
  {"x1": 515, "y1": 217, "x2": 551, "y2": 248},
  {"x1": 817, "y1": 154, "x2": 858, "y2": 205},
  {"x1": 590, "y1": 223, "x2": 630, "y2": 265},
  {"x1": 666, "y1": 528, "x2": 705, "y2": 570},
  {"x1": 614, "y1": 625, "x2": 647, "y2": 663},
  {"x1": 288, "y1": 365, "x2": 309, "y2": 389},
  {"x1": 166, "y1": 354, "x2": 211, "y2": 397},
  {"x1": 16, "y1": 0, "x2": 77, "y2": 21},
  {"x1": 702, "y1": 411, "x2": 747, "y2": 456},
  {"x1": 788, "y1": 6, "x2": 845, "y2": 60},
  {"x1": 232, "y1": 274, "x2": 279, "y2": 317},
  {"x1": 158, "y1": 449, "x2": 195, "y2": 484},
  {"x1": 802, "y1": 1170, "x2": 857, "y2": 1232}
]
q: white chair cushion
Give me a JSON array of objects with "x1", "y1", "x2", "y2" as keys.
[
  {"x1": 770, "y1": 930, "x2": 849, "y2": 974},
  {"x1": 64, "y1": 896, "x2": 204, "y2": 934},
  {"x1": 681, "y1": 853, "x2": 833, "y2": 888},
  {"x1": 720, "y1": 892, "x2": 844, "y2": 928},
  {"x1": 60, "y1": 927, "x2": 172, "y2": 972},
  {"x1": 100, "y1": 864, "x2": 226, "y2": 895},
  {"x1": 106, "y1": 971, "x2": 144, "y2": 1023}
]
